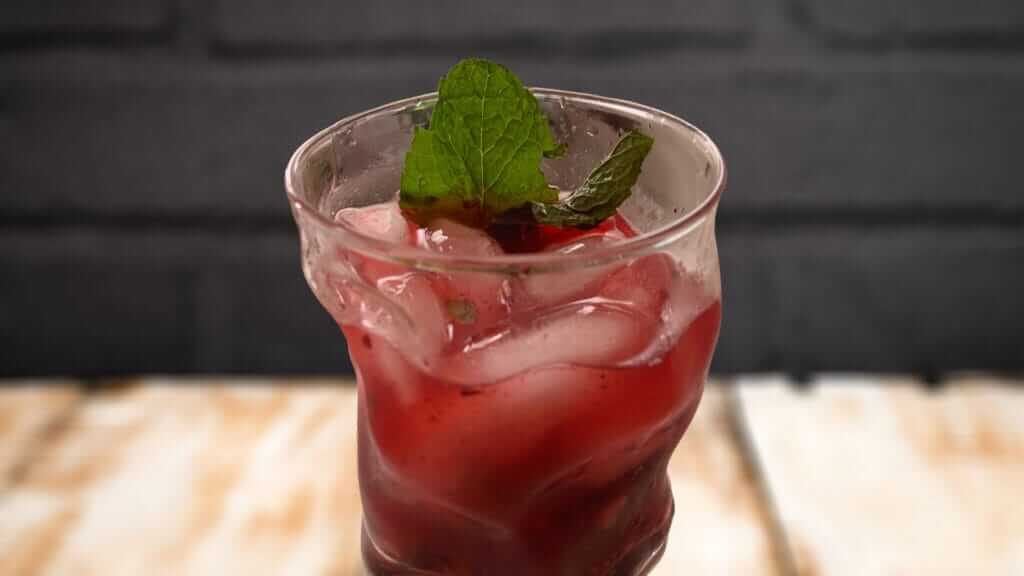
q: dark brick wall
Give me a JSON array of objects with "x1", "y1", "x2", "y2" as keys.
[
  {"x1": 804, "y1": 0, "x2": 1024, "y2": 42},
  {"x1": 2, "y1": 0, "x2": 1022, "y2": 377},
  {"x1": 0, "y1": 1, "x2": 167, "y2": 37}
]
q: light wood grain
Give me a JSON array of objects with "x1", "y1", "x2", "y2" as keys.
[
  {"x1": 0, "y1": 383, "x2": 80, "y2": 490},
  {"x1": 0, "y1": 378, "x2": 773, "y2": 575},
  {"x1": 0, "y1": 379, "x2": 363, "y2": 576},
  {"x1": 654, "y1": 383, "x2": 782, "y2": 575},
  {"x1": 738, "y1": 375, "x2": 1024, "y2": 576}
]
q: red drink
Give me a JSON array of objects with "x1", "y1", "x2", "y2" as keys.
[
  {"x1": 352, "y1": 309, "x2": 720, "y2": 575},
  {"x1": 286, "y1": 89, "x2": 725, "y2": 575},
  {"x1": 326, "y1": 208, "x2": 720, "y2": 575}
]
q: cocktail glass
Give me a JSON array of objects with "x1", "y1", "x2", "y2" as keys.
[{"x1": 285, "y1": 89, "x2": 725, "y2": 575}]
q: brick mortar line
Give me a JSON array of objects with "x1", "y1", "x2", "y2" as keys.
[
  {"x1": 824, "y1": 34, "x2": 1024, "y2": 54},
  {"x1": 0, "y1": 28, "x2": 175, "y2": 52}
]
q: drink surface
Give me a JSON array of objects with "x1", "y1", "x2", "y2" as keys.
[{"x1": 323, "y1": 199, "x2": 721, "y2": 575}]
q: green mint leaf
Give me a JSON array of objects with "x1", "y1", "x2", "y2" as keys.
[
  {"x1": 400, "y1": 59, "x2": 561, "y2": 223},
  {"x1": 446, "y1": 299, "x2": 478, "y2": 325},
  {"x1": 544, "y1": 141, "x2": 568, "y2": 159},
  {"x1": 532, "y1": 130, "x2": 654, "y2": 229}
]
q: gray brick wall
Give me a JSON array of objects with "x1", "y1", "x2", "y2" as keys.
[
  {"x1": 0, "y1": 1, "x2": 167, "y2": 36},
  {"x1": 213, "y1": 0, "x2": 752, "y2": 48},
  {"x1": 805, "y1": 0, "x2": 1024, "y2": 41},
  {"x1": 2, "y1": 0, "x2": 1022, "y2": 377}
]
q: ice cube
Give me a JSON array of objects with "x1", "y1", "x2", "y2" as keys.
[
  {"x1": 519, "y1": 231, "x2": 625, "y2": 308},
  {"x1": 603, "y1": 257, "x2": 715, "y2": 364},
  {"x1": 335, "y1": 201, "x2": 410, "y2": 245},
  {"x1": 333, "y1": 202, "x2": 415, "y2": 284},
  {"x1": 598, "y1": 253, "x2": 675, "y2": 317},
  {"x1": 417, "y1": 218, "x2": 503, "y2": 256},
  {"x1": 376, "y1": 272, "x2": 449, "y2": 360},
  {"x1": 418, "y1": 219, "x2": 511, "y2": 340},
  {"x1": 443, "y1": 303, "x2": 654, "y2": 384},
  {"x1": 654, "y1": 268, "x2": 715, "y2": 354},
  {"x1": 401, "y1": 363, "x2": 598, "y2": 520}
]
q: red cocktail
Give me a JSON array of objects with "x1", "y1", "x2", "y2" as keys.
[{"x1": 286, "y1": 89, "x2": 725, "y2": 575}]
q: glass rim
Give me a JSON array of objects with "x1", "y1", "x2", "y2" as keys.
[{"x1": 285, "y1": 88, "x2": 726, "y2": 272}]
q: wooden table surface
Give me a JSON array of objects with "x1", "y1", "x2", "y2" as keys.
[{"x1": 0, "y1": 376, "x2": 1021, "y2": 575}]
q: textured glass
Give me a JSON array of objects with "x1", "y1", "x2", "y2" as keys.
[{"x1": 286, "y1": 90, "x2": 725, "y2": 575}]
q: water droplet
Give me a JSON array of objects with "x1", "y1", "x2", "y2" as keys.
[
  {"x1": 585, "y1": 127, "x2": 599, "y2": 137},
  {"x1": 558, "y1": 96, "x2": 567, "y2": 110},
  {"x1": 337, "y1": 127, "x2": 357, "y2": 148}
]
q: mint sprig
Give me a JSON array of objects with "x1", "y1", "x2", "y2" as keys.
[
  {"x1": 400, "y1": 59, "x2": 560, "y2": 223},
  {"x1": 400, "y1": 58, "x2": 653, "y2": 229},
  {"x1": 532, "y1": 130, "x2": 653, "y2": 229}
]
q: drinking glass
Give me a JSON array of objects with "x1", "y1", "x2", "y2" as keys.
[{"x1": 285, "y1": 89, "x2": 725, "y2": 575}]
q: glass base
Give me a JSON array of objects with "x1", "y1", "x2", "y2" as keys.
[{"x1": 361, "y1": 501, "x2": 673, "y2": 576}]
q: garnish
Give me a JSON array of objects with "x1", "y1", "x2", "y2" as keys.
[
  {"x1": 532, "y1": 130, "x2": 653, "y2": 229},
  {"x1": 399, "y1": 58, "x2": 560, "y2": 224},
  {"x1": 400, "y1": 58, "x2": 653, "y2": 229},
  {"x1": 447, "y1": 299, "x2": 478, "y2": 325}
]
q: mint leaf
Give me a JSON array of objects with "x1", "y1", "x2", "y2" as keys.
[
  {"x1": 446, "y1": 299, "x2": 478, "y2": 325},
  {"x1": 400, "y1": 59, "x2": 561, "y2": 223},
  {"x1": 532, "y1": 130, "x2": 654, "y2": 229},
  {"x1": 400, "y1": 59, "x2": 654, "y2": 230},
  {"x1": 544, "y1": 142, "x2": 568, "y2": 159}
]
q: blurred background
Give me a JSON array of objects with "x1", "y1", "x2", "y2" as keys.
[
  {"x1": 2, "y1": 0, "x2": 1022, "y2": 379},
  {"x1": 1, "y1": 4, "x2": 1023, "y2": 575}
]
